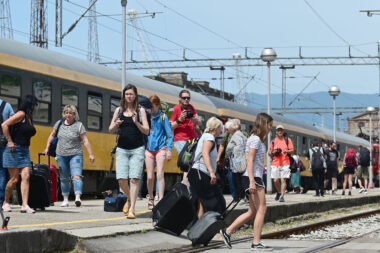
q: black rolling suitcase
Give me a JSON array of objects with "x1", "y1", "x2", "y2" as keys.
[
  {"x1": 17, "y1": 153, "x2": 52, "y2": 210},
  {"x1": 152, "y1": 182, "x2": 195, "y2": 235},
  {"x1": 187, "y1": 199, "x2": 240, "y2": 246}
]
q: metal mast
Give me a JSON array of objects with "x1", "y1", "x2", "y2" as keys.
[
  {"x1": 0, "y1": 0, "x2": 13, "y2": 39},
  {"x1": 87, "y1": 0, "x2": 99, "y2": 63},
  {"x1": 128, "y1": 9, "x2": 155, "y2": 73},
  {"x1": 30, "y1": 0, "x2": 48, "y2": 48},
  {"x1": 233, "y1": 53, "x2": 245, "y2": 104}
]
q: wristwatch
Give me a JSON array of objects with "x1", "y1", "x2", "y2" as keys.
[{"x1": 176, "y1": 119, "x2": 182, "y2": 124}]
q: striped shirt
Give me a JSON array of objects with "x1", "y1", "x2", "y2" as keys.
[{"x1": 245, "y1": 134, "x2": 266, "y2": 178}]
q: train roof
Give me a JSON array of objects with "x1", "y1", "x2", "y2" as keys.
[
  {"x1": 0, "y1": 37, "x2": 218, "y2": 113},
  {"x1": 0, "y1": 38, "x2": 370, "y2": 147}
]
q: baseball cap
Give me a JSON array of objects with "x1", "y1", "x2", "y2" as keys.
[{"x1": 276, "y1": 125, "x2": 285, "y2": 130}]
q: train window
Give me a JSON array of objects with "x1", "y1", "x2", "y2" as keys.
[
  {"x1": 33, "y1": 81, "x2": 51, "y2": 123},
  {"x1": 62, "y1": 86, "x2": 79, "y2": 107},
  {"x1": 87, "y1": 93, "x2": 102, "y2": 130},
  {"x1": 0, "y1": 74, "x2": 21, "y2": 111},
  {"x1": 110, "y1": 97, "x2": 120, "y2": 121}
]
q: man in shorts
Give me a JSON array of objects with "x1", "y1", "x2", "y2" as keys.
[
  {"x1": 170, "y1": 90, "x2": 202, "y2": 184},
  {"x1": 269, "y1": 125, "x2": 294, "y2": 202},
  {"x1": 324, "y1": 142, "x2": 339, "y2": 195},
  {"x1": 357, "y1": 146, "x2": 370, "y2": 194}
]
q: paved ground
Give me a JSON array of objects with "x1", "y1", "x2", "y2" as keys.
[{"x1": 1, "y1": 187, "x2": 379, "y2": 239}]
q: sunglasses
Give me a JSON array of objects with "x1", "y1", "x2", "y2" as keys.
[{"x1": 181, "y1": 97, "x2": 191, "y2": 100}]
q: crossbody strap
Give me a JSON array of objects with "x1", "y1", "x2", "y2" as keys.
[
  {"x1": 0, "y1": 101, "x2": 6, "y2": 123},
  {"x1": 55, "y1": 119, "x2": 64, "y2": 137}
]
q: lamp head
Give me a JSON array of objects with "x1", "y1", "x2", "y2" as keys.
[
  {"x1": 260, "y1": 48, "x2": 277, "y2": 62},
  {"x1": 328, "y1": 85, "x2": 340, "y2": 97},
  {"x1": 367, "y1": 106, "x2": 375, "y2": 112}
]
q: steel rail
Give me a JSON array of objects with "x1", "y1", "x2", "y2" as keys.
[{"x1": 168, "y1": 208, "x2": 380, "y2": 253}]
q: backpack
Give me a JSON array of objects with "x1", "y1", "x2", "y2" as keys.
[
  {"x1": 230, "y1": 134, "x2": 247, "y2": 173},
  {"x1": 177, "y1": 137, "x2": 216, "y2": 172},
  {"x1": 359, "y1": 148, "x2": 370, "y2": 167},
  {"x1": 311, "y1": 149, "x2": 324, "y2": 170},
  {"x1": 345, "y1": 148, "x2": 357, "y2": 168},
  {"x1": 0, "y1": 101, "x2": 8, "y2": 147},
  {"x1": 177, "y1": 138, "x2": 200, "y2": 172}
]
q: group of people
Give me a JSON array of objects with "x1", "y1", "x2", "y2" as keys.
[{"x1": 0, "y1": 95, "x2": 95, "y2": 214}]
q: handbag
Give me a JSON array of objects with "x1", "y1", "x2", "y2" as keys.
[{"x1": 48, "y1": 119, "x2": 64, "y2": 157}]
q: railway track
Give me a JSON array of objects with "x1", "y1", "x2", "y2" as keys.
[{"x1": 168, "y1": 208, "x2": 380, "y2": 253}]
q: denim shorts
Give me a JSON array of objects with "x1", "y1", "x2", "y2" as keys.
[
  {"x1": 174, "y1": 141, "x2": 187, "y2": 154},
  {"x1": 3, "y1": 145, "x2": 31, "y2": 168},
  {"x1": 116, "y1": 146, "x2": 145, "y2": 180}
]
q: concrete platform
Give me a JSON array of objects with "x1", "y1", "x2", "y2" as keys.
[{"x1": 1, "y1": 187, "x2": 380, "y2": 252}]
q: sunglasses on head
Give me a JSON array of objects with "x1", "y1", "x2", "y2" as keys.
[{"x1": 181, "y1": 96, "x2": 191, "y2": 100}]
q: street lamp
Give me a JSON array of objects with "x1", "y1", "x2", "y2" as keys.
[
  {"x1": 329, "y1": 85, "x2": 340, "y2": 142},
  {"x1": 261, "y1": 47, "x2": 277, "y2": 193},
  {"x1": 121, "y1": 0, "x2": 127, "y2": 90},
  {"x1": 367, "y1": 106, "x2": 375, "y2": 188}
]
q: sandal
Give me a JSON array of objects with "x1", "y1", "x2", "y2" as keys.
[
  {"x1": 126, "y1": 211, "x2": 135, "y2": 219},
  {"x1": 123, "y1": 200, "x2": 131, "y2": 215},
  {"x1": 148, "y1": 198, "x2": 154, "y2": 210}
]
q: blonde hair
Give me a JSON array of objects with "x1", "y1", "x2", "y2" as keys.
[
  {"x1": 204, "y1": 117, "x2": 222, "y2": 134},
  {"x1": 62, "y1": 104, "x2": 79, "y2": 121}
]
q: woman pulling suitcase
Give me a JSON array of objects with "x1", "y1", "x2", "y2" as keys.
[
  {"x1": 220, "y1": 113, "x2": 273, "y2": 251},
  {"x1": 187, "y1": 117, "x2": 225, "y2": 218}
]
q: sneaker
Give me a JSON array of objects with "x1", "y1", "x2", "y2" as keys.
[
  {"x1": 2, "y1": 203, "x2": 11, "y2": 212},
  {"x1": 220, "y1": 229, "x2": 232, "y2": 249},
  {"x1": 60, "y1": 200, "x2": 69, "y2": 207},
  {"x1": 348, "y1": 191, "x2": 352, "y2": 196},
  {"x1": 342, "y1": 191, "x2": 345, "y2": 196},
  {"x1": 75, "y1": 198, "x2": 81, "y2": 207},
  {"x1": 279, "y1": 197, "x2": 285, "y2": 202},
  {"x1": 251, "y1": 242, "x2": 273, "y2": 251},
  {"x1": 332, "y1": 191, "x2": 337, "y2": 195},
  {"x1": 21, "y1": 205, "x2": 35, "y2": 214},
  {"x1": 364, "y1": 190, "x2": 368, "y2": 194},
  {"x1": 359, "y1": 187, "x2": 365, "y2": 193},
  {"x1": 275, "y1": 193, "x2": 281, "y2": 201}
]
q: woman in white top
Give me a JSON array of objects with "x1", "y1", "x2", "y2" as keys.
[
  {"x1": 221, "y1": 113, "x2": 273, "y2": 251},
  {"x1": 187, "y1": 117, "x2": 224, "y2": 219}
]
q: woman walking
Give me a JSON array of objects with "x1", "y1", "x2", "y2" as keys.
[
  {"x1": 44, "y1": 105, "x2": 95, "y2": 207},
  {"x1": 221, "y1": 113, "x2": 273, "y2": 250},
  {"x1": 1, "y1": 95, "x2": 38, "y2": 213},
  {"x1": 187, "y1": 117, "x2": 225, "y2": 219},
  {"x1": 145, "y1": 95, "x2": 173, "y2": 210},
  {"x1": 109, "y1": 84, "x2": 149, "y2": 219}
]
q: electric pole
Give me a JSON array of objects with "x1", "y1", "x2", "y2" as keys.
[
  {"x1": 0, "y1": 0, "x2": 13, "y2": 39},
  {"x1": 30, "y1": 0, "x2": 48, "y2": 48},
  {"x1": 88, "y1": 0, "x2": 100, "y2": 63}
]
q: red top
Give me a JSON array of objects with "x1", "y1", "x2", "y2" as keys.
[
  {"x1": 170, "y1": 104, "x2": 197, "y2": 141},
  {"x1": 270, "y1": 137, "x2": 294, "y2": 166}
]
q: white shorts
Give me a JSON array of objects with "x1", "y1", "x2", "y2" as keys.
[{"x1": 271, "y1": 165, "x2": 290, "y2": 179}]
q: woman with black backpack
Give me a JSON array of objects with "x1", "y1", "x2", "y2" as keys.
[{"x1": 109, "y1": 84, "x2": 149, "y2": 219}]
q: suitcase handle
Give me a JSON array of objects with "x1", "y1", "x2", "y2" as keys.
[
  {"x1": 38, "y1": 152, "x2": 50, "y2": 165},
  {"x1": 223, "y1": 198, "x2": 240, "y2": 218}
]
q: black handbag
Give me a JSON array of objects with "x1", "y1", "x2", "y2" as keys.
[{"x1": 47, "y1": 119, "x2": 64, "y2": 157}]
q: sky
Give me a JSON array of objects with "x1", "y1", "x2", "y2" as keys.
[{"x1": 8, "y1": 1, "x2": 380, "y2": 107}]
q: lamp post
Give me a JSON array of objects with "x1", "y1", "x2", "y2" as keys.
[
  {"x1": 368, "y1": 106, "x2": 375, "y2": 188},
  {"x1": 328, "y1": 85, "x2": 340, "y2": 142},
  {"x1": 260, "y1": 48, "x2": 277, "y2": 193},
  {"x1": 121, "y1": 0, "x2": 127, "y2": 90}
]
